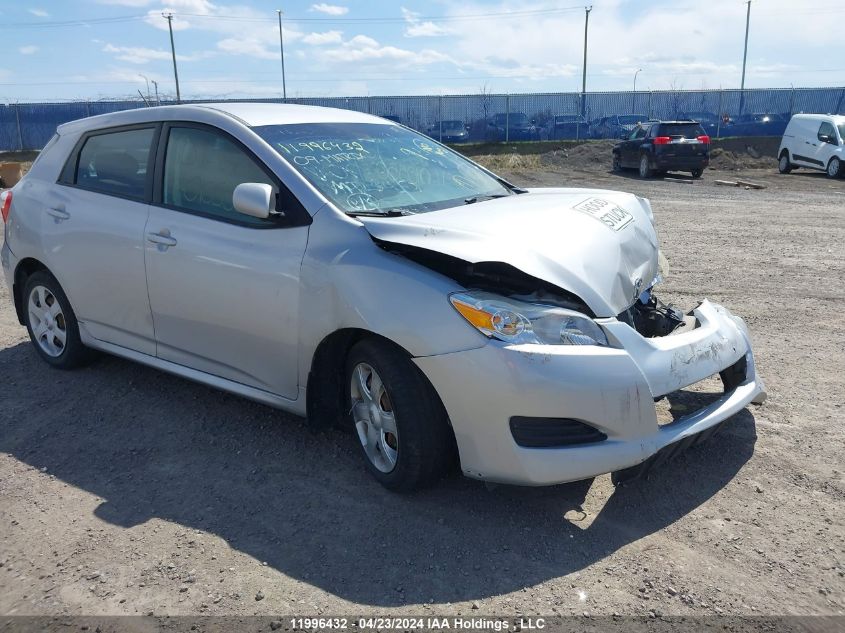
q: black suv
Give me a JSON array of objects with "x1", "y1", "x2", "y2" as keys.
[{"x1": 612, "y1": 120, "x2": 710, "y2": 178}]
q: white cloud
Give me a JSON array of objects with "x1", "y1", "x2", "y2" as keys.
[
  {"x1": 310, "y1": 3, "x2": 348, "y2": 16},
  {"x1": 19, "y1": 45, "x2": 39, "y2": 55},
  {"x1": 28, "y1": 8, "x2": 49, "y2": 17},
  {"x1": 401, "y1": 7, "x2": 449, "y2": 37},
  {"x1": 320, "y1": 34, "x2": 452, "y2": 66},
  {"x1": 217, "y1": 38, "x2": 277, "y2": 60},
  {"x1": 94, "y1": 0, "x2": 157, "y2": 6},
  {"x1": 103, "y1": 43, "x2": 212, "y2": 64},
  {"x1": 302, "y1": 30, "x2": 343, "y2": 45},
  {"x1": 405, "y1": 21, "x2": 448, "y2": 37}
]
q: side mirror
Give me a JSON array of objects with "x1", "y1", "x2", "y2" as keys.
[
  {"x1": 818, "y1": 134, "x2": 833, "y2": 144},
  {"x1": 233, "y1": 183, "x2": 274, "y2": 219}
]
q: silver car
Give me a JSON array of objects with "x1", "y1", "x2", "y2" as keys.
[{"x1": 1, "y1": 103, "x2": 766, "y2": 491}]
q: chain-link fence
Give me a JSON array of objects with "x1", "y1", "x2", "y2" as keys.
[{"x1": 2, "y1": 87, "x2": 844, "y2": 152}]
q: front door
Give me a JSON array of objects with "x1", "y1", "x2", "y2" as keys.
[{"x1": 144, "y1": 123, "x2": 309, "y2": 399}]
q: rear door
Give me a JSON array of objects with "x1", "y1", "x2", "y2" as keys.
[
  {"x1": 144, "y1": 122, "x2": 310, "y2": 399},
  {"x1": 47, "y1": 124, "x2": 158, "y2": 354},
  {"x1": 653, "y1": 122, "x2": 708, "y2": 160}
]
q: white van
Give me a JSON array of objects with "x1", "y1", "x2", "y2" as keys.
[{"x1": 778, "y1": 114, "x2": 845, "y2": 178}]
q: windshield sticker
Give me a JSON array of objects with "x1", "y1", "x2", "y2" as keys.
[{"x1": 573, "y1": 197, "x2": 634, "y2": 231}]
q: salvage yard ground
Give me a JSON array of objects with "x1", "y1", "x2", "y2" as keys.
[{"x1": 0, "y1": 143, "x2": 843, "y2": 618}]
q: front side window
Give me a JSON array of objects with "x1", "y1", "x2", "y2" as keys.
[
  {"x1": 75, "y1": 127, "x2": 154, "y2": 200},
  {"x1": 163, "y1": 126, "x2": 278, "y2": 224},
  {"x1": 253, "y1": 122, "x2": 512, "y2": 216},
  {"x1": 818, "y1": 122, "x2": 837, "y2": 144}
]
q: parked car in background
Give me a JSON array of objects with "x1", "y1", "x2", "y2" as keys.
[
  {"x1": 680, "y1": 111, "x2": 721, "y2": 137},
  {"x1": 426, "y1": 120, "x2": 470, "y2": 143},
  {"x1": 487, "y1": 112, "x2": 538, "y2": 141},
  {"x1": 1, "y1": 103, "x2": 765, "y2": 491},
  {"x1": 592, "y1": 114, "x2": 648, "y2": 139},
  {"x1": 729, "y1": 113, "x2": 788, "y2": 137},
  {"x1": 546, "y1": 115, "x2": 589, "y2": 140},
  {"x1": 778, "y1": 113, "x2": 845, "y2": 178},
  {"x1": 613, "y1": 120, "x2": 710, "y2": 178}
]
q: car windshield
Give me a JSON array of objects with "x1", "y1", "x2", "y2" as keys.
[{"x1": 253, "y1": 122, "x2": 511, "y2": 215}]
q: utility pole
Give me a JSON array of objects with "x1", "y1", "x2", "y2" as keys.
[
  {"x1": 580, "y1": 5, "x2": 592, "y2": 118},
  {"x1": 277, "y1": 9, "x2": 287, "y2": 101},
  {"x1": 739, "y1": 0, "x2": 751, "y2": 115},
  {"x1": 163, "y1": 12, "x2": 181, "y2": 103}
]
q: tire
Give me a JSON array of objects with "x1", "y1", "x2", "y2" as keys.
[
  {"x1": 778, "y1": 152, "x2": 793, "y2": 174},
  {"x1": 611, "y1": 153, "x2": 621, "y2": 172},
  {"x1": 638, "y1": 154, "x2": 652, "y2": 179},
  {"x1": 345, "y1": 338, "x2": 455, "y2": 491},
  {"x1": 826, "y1": 156, "x2": 842, "y2": 179},
  {"x1": 23, "y1": 271, "x2": 94, "y2": 369},
  {"x1": 691, "y1": 169, "x2": 704, "y2": 179}
]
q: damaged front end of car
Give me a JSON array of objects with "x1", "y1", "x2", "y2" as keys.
[{"x1": 356, "y1": 189, "x2": 766, "y2": 486}]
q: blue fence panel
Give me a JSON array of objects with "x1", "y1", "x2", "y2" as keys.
[{"x1": 3, "y1": 87, "x2": 844, "y2": 151}]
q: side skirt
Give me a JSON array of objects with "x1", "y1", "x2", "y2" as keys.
[{"x1": 79, "y1": 325, "x2": 307, "y2": 417}]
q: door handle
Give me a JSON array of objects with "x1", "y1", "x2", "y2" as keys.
[
  {"x1": 46, "y1": 207, "x2": 70, "y2": 221},
  {"x1": 146, "y1": 231, "x2": 177, "y2": 247}
]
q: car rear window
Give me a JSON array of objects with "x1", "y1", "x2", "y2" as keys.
[
  {"x1": 74, "y1": 127, "x2": 154, "y2": 200},
  {"x1": 658, "y1": 123, "x2": 705, "y2": 138}
]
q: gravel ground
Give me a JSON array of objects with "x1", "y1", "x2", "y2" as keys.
[{"x1": 1, "y1": 157, "x2": 843, "y2": 619}]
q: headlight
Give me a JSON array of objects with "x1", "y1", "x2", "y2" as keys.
[{"x1": 449, "y1": 291, "x2": 608, "y2": 346}]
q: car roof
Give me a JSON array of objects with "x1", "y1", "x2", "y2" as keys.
[
  {"x1": 56, "y1": 102, "x2": 390, "y2": 134},
  {"x1": 792, "y1": 113, "x2": 845, "y2": 123}
]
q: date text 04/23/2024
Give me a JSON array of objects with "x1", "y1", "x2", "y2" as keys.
[{"x1": 289, "y1": 617, "x2": 548, "y2": 631}]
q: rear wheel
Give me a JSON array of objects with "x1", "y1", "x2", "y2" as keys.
[
  {"x1": 346, "y1": 338, "x2": 454, "y2": 491},
  {"x1": 611, "y1": 153, "x2": 621, "y2": 172},
  {"x1": 23, "y1": 271, "x2": 93, "y2": 369},
  {"x1": 778, "y1": 152, "x2": 793, "y2": 174},
  {"x1": 827, "y1": 156, "x2": 842, "y2": 179},
  {"x1": 638, "y1": 154, "x2": 652, "y2": 179},
  {"x1": 691, "y1": 169, "x2": 703, "y2": 179}
]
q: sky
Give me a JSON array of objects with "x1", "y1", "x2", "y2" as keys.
[{"x1": 1, "y1": 0, "x2": 842, "y2": 103}]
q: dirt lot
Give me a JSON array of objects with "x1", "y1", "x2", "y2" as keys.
[{"x1": 1, "y1": 147, "x2": 843, "y2": 620}]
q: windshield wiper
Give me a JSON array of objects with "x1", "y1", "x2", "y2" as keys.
[
  {"x1": 464, "y1": 194, "x2": 510, "y2": 205},
  {"x1": 346, "y1": 209, "x2": 411, "y2": 217}
]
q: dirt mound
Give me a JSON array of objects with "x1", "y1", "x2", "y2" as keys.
[
  {"x1": 709, "y1": 146, "x2": 775, "y2": 171},
  {"x1": 538, "y1": 140, "x2": 616, "y2": 171}
]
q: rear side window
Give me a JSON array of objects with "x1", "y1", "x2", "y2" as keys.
[
  {"x1": 658, "y1": 123, "x2": 705, "y2": 138},
  {"x1": 74, "y1": 128, "x2": 154, "y2": 200},
  {"x1": 162, "y1": 126, "x2": 278, "y2": 226}
]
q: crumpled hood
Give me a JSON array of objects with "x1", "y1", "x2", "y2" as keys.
[{"x1": 358, "y1": 188, "x2": 660, "y2": 317}]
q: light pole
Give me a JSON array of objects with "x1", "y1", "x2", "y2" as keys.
[
  {"x1": 139, "y1": 74, "x2": 151, "y2": 101},
  {"x1": 151, "y1": 80, "x2": 160, "y2": 105},
  {"x1": 580, "y1": 5, "x2": 592, "y2": 118},
  {"x1": 163, "y1": 12, "x2": 181, "y2": 103},
  {"x1": 633, "y1": 68, "x2": 642, "y2": 112},
  {"x1": 277, "y1": 9, "x2": 287, "y2": 101},
  {"x1": 739, "y1": 0, "x2": 751, "y2": 115}
]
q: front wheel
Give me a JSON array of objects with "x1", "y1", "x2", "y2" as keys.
[
  {"x1": 346, "y1": 339, "x2": 454, "y2": 491},
  {"x1": 638, "y1": 154, "x2": 652, "y2": 179},
  {"x1": 23, "y1": 271, "x2": 94, "y2": 369},
  {"x1": 691, "y1": 169, "x2": 703, "y2": 179},
  {"x1": 778, "y1": 152, "x2": 793, "y2": 174},
  {"x1": 827, "y1": 157, "x2": 842, "y2": 179}
]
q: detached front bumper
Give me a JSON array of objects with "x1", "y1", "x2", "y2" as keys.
[{"x1": 414, "y1": 300, "x2": 765, "y2": 486}]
